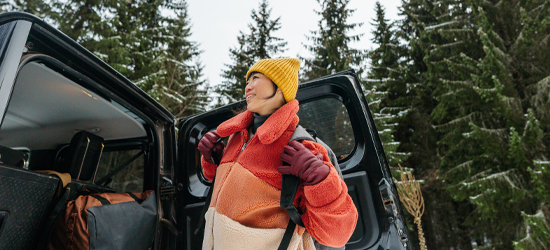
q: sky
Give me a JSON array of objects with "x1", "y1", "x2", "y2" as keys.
[{"x1": 186, "y1": 0, "x2": 402, "y2": 87}]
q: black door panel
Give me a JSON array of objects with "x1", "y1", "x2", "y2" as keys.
[{"x1": 345, "y1": 171, "x2": 379, "y2": 249}]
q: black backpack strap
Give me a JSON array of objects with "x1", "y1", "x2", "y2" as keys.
[
  {"x1": 127, "y1": 192, "x2": 145, "y2": 203},
  {"x1": 280, "y1": 174, "x2": 305, "y2": 227},
  {"x1": 90, "y1": 194, "x2": 111, "y2": 205},
  {"x1": 278, "y1": 219, "x2": 297, "y2": 250},
  {"x1": 36, "y1": 187, "x2": 71, "y2": 250},
  {"x1": 277, "y1": 126, "x2": 314, "y2": 249}
]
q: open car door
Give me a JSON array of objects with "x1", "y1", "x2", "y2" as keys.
[{"x1": 176, "y1": 70, "x2": 412, "y2": 250}]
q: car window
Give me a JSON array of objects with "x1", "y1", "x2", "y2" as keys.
[
  {"x1": 95, "y1": 150, "x2": 144, "y2": 193},
  {"x1": 297, "y1": 97, "x2": 355, "y2": 162},
  {"x1": 0, "y1": 22, "x2": 15, "y2": 55}
]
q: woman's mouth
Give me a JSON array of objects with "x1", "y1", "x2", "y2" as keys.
[{"x1": 246, "y1": 94, "x2": 255, "y2": 102}]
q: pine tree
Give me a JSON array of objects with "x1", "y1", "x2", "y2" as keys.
[
  {"x1": 141, "y1": 2, "x2": 210, "y2": 117},
  {"x1": 10, "y1": 0, "x2": 54, "y2": 19},
  {"x1": 301, "y1": 0, "x2": 363, "y2": 81},
  {"x1": 389, "y1": 0, "x2": 476, "y2": 249},
  {"x1": 51, "y1": 0, "x2": 209, "y2": 117},
  {"x1": 218, "y1": 0, "x2": 286, "y2": 105},
  {"x1": 430, "y1": 0, "x2": 550, "y2": 248},
  {"x1": 0, "y1": 0, "x2": 10, "y2": 13},
  {"x1": 52, "y1": 0, "x2": 104, "y2": 46},
  {"x1": 364, "y1": 1, "x2": 408, "y2": 168}
]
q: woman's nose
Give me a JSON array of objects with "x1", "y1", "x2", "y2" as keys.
[{"x1": 245, "y1": 82, "x2": 253, "y2": 93}]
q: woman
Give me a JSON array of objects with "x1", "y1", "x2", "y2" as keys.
[{"x1": 198, "y1": 58, "x2": 357, "y2": 250}]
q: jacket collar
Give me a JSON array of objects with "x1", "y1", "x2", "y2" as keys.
[{"x1": 217, "y1": 100, "x2": 300, "y2": 145}]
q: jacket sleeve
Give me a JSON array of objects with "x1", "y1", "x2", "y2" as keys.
[
  {"x1": 296, "y1": 140, "x2": 358, "y2": 248},
  {"x1": 201, "y1": 156, "x2": 217, "y2": 182}
]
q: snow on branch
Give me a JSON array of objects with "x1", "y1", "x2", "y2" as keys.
[
  {"x1": 499, "y1": 95, "x2": 522, "y2": 114},
  {"x1": 462, "y1": 169, "x2": 522, "y2": 190},
  {"x1": 527, "y1": 75, "x2": 550, "y2": 109},
  {"x1": 440, "y1": 79, "x2": 474, "y2": 88},
  {"x1": 445, "y1": 160, "x2": 474, "y2": 176},
  {"x1": 437, "y1": 28, "x2": 474, "y2": 34},
  {"x1": 425, "y1": 21, "x2": 459, "y2": 31},
  {"x1": 430, "y1": 41, "x2": 464, "y2": 52},
  {"x1": 435, "y1": 112, "x2": 481, "y2": 129}
]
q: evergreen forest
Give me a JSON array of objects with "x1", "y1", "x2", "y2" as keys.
[{"x1": 2, "y1": 0, "x2": 550, "y2": 249}]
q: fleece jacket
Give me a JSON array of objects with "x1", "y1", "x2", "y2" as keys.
[{"x1": 201, "y1": 100, "x2": 358, "y2": 250}]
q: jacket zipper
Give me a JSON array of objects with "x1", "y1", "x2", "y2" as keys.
[{"x1": 235, "y1": 131, "x2": 250, "y2": 162}]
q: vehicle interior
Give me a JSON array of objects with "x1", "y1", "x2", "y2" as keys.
[
  {"x1": 0, "y1": 61, "x2": 152, "y2": 192},
  {"x1": 0, "y1": 61, "x2": 155, "y2": 188},
  {"x1": 0, "y1": 58, "x2": 158, "y2": 249}
]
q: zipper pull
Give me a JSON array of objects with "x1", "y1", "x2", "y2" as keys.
[{"x1": 241, "y1": 143, "x2": 247, "y2": 152}]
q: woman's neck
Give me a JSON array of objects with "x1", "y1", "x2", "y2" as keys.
[{"x1": 252, "y1": 112, "x2": 271, "y2": 134}]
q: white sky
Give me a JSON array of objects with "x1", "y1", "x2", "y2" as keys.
[{"x1": 187, "y1": 0, "x2": 402, "y2": 87}]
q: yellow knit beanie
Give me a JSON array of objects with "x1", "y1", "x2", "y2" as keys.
[{"x1": 246, "y1": 58, "x2": 300, "y2": 102}]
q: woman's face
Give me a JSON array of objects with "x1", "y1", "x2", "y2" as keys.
[{"x1": 245, "y1": 73, "x2": 286, "y2": 116}]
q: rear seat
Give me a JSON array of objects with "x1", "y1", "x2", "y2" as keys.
[
  {"x1": 54, "y1": 131, "x2": 114, "y2": 196},
  {"x1": 0, "y1": 131, "x2": 113, "y2": 250},
  {"x1": 0, "y1": 145, "x2": 60, "y2": 250}
]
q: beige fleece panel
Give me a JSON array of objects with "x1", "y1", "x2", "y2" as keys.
[
  {"x1": 211, "y1": 162, "x2": 292, "y2": 229},
  {"x1": 202, "y1": 207, "x2": 315, "y2": 250}
]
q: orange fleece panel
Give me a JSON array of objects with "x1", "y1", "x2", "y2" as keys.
[
  {"x1": 210, "y1": 162, "x2": 305, "y2": 233},
  {"x1": 219, "y1": 133, "x2": 244, "y2": 164},
  {"x1": 201, "y1": 156, "x2": 217, "y2": 182}
]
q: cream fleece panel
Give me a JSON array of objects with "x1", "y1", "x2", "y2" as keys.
[{"x1": 202, "y1": 207, "x2": 315, "y2": 250}]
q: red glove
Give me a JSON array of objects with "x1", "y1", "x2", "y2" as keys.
[
  {"x1": 278, "y1": 140, "x2": 330, "y2": 186},
  {"x1": 198, "y1": 131, "x2": 225, "y2": 164}
]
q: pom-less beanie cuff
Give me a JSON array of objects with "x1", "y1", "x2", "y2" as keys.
[{"x1": 246, "y1": 58, "x2": 300, "y2": 102}]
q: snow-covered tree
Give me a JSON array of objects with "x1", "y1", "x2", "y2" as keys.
[
  {"x1": 429, "y1": 0, "x2": 550, "y2": 248},
  {"x1": 51, "y1": 0, "x2": 210, "y2": 117},
  {"x1": 301, "y1": 0, "x2": 363, "y2": 81},
  {"x1": 218, "y1": 0, "x2": 286, "y2": 105},
  {"x1": 364, "y1": 1, "x2": 409, "y2": 168},
  {"x1": 9, "y1": 0, "x2": 53, "y2": 18}
]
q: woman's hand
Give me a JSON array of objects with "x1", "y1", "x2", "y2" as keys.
[
  {"x1": 198, "y1": 131, "x2": 225, "y2": 165},
  {"x1": 278, "y1": 140, "x2": 330, "y2": 185}
]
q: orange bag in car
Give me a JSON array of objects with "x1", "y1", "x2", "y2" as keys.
[{"x1": 48, "y1": 190, "x2": 156, "y2": 250}]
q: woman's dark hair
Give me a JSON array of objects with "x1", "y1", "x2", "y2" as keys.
[{"x1": 247, "y1": 71, "x2": 278, "y2": 92}]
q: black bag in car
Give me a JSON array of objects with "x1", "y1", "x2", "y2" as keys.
[{"x1": 48, "y1": 191, "x2": 157, "y2": 250}]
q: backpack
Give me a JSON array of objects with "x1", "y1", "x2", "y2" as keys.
[
  {"x1": 47, "y1": 190, "x2": 157, "y2": 250},
  {"x1": 279, "y1": 125, "x2": 345, "y2": 250}
]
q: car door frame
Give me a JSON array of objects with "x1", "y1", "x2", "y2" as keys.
[
  {"x1": 176, "y1": 69, "x2": 412, "y2": 250},
  {"x1": 0, "y1": 12, "x2": 180, "y2": 250}
]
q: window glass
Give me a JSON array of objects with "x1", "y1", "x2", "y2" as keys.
[
  {"x1": 95, "y1": 150, "x2": 144, "y2": 193},
  {"x1": 0, "y1": 22, "x2": 15, "y2": 54},
  {"x1": 297, "y1": 98, "x2": 355, "y2": 161}
]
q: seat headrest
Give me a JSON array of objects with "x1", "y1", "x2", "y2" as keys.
[{"x1": 56, "y1": 131, "x2": 104, "y2": 181}]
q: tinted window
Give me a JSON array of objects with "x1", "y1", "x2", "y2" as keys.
[
  {"x1": 96, "y1": 150, "x2": 144, "y2": 193},
  {"x1": 297, "y1": 98, "x2": 355, "y2": 161},
  {"x1": 0, "y1": 22, "x2": 15, "y2": 57}
]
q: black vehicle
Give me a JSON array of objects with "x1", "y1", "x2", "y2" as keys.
[{"x1": 0, "y1": 12, "x2": 411, "y2": 250}]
